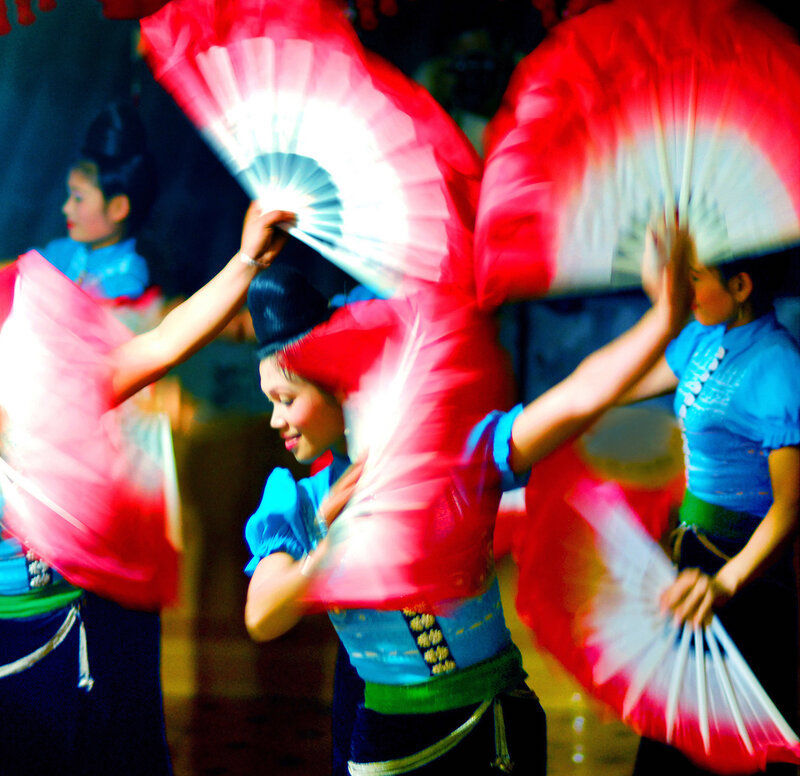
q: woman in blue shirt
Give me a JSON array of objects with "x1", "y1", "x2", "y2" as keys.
[
  {"x1": 0, "y1": 205, "x2": 292, "y2": 775},
  {"x1": 38, "y1": 103, "x2": 156, "y2": 301},
  {"x1": 625, "y1": 253, "x2": 800, "y2": 776},
  {"x1": 242, "y1": 229, "x2": 692, "y2": 774}
]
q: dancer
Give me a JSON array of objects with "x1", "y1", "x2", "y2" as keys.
[
  {"x1": 242, "y1": 229, "x2": 692, "y2": 774},
  {"x1": 37, "y1": 102, "x2": 157, "y2": 301},
  {"x1": 0, "y1": 204, "x2": 292, "y2": 775},
  {"x1": 623, "y1": 252, "x2": 800, "y2": 776}
]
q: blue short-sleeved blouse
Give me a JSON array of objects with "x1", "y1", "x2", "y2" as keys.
[
  {"x1": 40, "y1": 237, "x2": 149, "y2": 300},
  {"x1": 244, "y1": 405, "x2": 528, "y2": 684},
  {"x1": 666, "y1": 311, "x2": 800, "y2": 516}
]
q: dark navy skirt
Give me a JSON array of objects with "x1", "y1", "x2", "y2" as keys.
[{"x1": 0, "y1": 592, "x2": 172, "y2": 775}]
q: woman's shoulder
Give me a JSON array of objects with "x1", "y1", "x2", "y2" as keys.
[
  {"x1": 244, "y1": 467, "x2": 328, "y2": 571},
  {"x1": 38, "y1": 237, "x2": 82, "y2": 269},
  {"x1": 736, "y1": 320, "x2": 800, "y2": 437},
  {"x1": 743, "y1": 316, "x2": 800, "y2": 375}
]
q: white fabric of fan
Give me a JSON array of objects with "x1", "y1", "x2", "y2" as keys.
[
  {"x1": 569, "y1": 483, "x2": 799, "y2": 757},
  {"x1": 141, "y1": 0, "x2": 482, "y2": 298},
  {"x1": 198, "y1": 38, "x2": 451, "y2": 294}
]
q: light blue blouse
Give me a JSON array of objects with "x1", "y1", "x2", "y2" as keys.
[
  {"x1": 245, "y1": 406, "x2": 528, "y2": 684},
  {"x1": 666, "y1": 312, "x2": 800, "y2": 517},
  {"x1": 39, "y1": 237, "x2": 149, "y2": 300}
]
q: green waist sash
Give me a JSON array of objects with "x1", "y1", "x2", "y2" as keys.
[
  {"x1": 679, "y1": 490, "x2": 763, "y2": 543},
  {"x1": 0, "y1": 583, "x2": 82, "y2": 619},
  {"x1": 364, "y1": 644, "x2": 526, "y2": 715}
]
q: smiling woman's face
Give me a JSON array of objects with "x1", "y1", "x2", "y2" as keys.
[{"x1": 259, "y1": 357, "x2": 346, "y2": 464}]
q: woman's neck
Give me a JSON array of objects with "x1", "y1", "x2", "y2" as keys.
[{"x1": 725, "y1": 304, "x2": 756, "y2": 331}]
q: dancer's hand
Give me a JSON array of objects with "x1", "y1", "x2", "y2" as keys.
[
  {"x1": 648, "y1": 223, "x2": 694, "y2": 337},
  {"x1": 240, "y1": 203, "x2": 295, "y2": 269},
  {"x1": 660, "y1": 567, "x2": 733, "y2": 628}
]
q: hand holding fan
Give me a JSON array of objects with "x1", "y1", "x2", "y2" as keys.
[
  {"x1": 475, "y1": 0, "x2": 800, "y2": 307},
  {"x1": 280, "y1": 289, "x2": 514, "y2": 611},
  {"x1": 0, "y1": 253, "x2": 179, "y2": 609},
  {"x1": 514, "y1": 478, "x2": 800, "y2": 773},
  {"x1": 139, "y1": 0, "x2": 482, "y2": 297}
]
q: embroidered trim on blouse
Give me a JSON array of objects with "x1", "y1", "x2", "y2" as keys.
[{"x1": 402, "y1": 609, "x2": 457, "y2": 676}]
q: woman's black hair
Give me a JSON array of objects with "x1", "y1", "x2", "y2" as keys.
[
  {"x1": 716, "y1": 250, "x2": 791, "y2": 319},
  {"x1": 247, "y1": 265, "x2": 332, "y2": 360},
  {"x1": 78, "y1": 102, "x2": 158, "y2": 236}
]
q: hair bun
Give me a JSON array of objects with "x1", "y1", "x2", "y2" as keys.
[{"x1": 81, "y1": 102, "x2": 149, "y2": 162}]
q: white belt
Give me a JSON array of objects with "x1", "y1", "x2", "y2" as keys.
[
  {"x1": 348, "y1": 695, "x2": 514, "y2": 775},
  {"x1": 0, "y1": 603, "x2": 94, "y2": 690}
]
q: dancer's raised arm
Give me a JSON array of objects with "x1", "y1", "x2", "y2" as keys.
[
  {"x1": 111, "y1": 204, "x2": 294, "y2": 404},
  {"x1": 508, "y1": 229, "x2": 693, "y2": 473}
]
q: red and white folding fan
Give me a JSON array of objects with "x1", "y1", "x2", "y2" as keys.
[
  {"x1": 139, "y1": 0, "x2": 482, "y2": 298},
  {"x1": 474, "y1": 0, "x2": 800, "y2": 307},
  {"x1": 0, "y1": 252, "x2": 179, "y2": 609},
  {"x1": 514, "y1": 478, "x2": 800, "y2": 773},
  {"x1": 494, "y1": 405, "x2": 685, "y2": 559},
  {"x1": 279, "y1": 289, "x2": 515, "y2": 612}
]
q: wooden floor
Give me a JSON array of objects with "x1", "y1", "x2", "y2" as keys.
[{"x1": 160, "y1": 420, "x2": 640, "y2": 775}]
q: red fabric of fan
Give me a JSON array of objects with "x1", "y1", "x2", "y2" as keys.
[
  {"x1": 281, "y1": 288, "x2": 515, "y2": 611},
  {"x1": 514, "y1": 477, "x2": 800, "y2": 773},
  {"x1": 475, "y1": 0, "x2": 800, "y2": 308},
  {"x1": 495, "y1": 405, "x2": 684, "y2": 559},
  {"x1": 0, "y1": 252, "x2": 178, "y2": 609},
  {"x1": 139, "y1": 0, "x2": 482, "y2": 298}
]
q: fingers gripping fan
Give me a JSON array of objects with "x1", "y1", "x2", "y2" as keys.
[
  {"x1": 515, "y1": 480, "x2": 800, "y2": 773},
  {"x1": 0, "y1": 253, "x2": 179, "y2": 609},
  {"x1": 139, "y1": 0, "x2": 482, "y2": 297},
  {"x1": 475, "y1": 0, "x2": 800, "y2": 307}
]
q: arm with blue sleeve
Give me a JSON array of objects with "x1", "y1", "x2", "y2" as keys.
[{"x1": 245, "y1": 460, "x2": 363, "y2": 642}]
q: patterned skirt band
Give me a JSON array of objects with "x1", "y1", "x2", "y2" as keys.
[
  {"x1": 0, "y1": 546, "x2": 66, "y2": 595},
  {"x1": 0, "y1": 536, "x2": 81, "y2": 618}
]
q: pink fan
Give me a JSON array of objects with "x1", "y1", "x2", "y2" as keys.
[
  {"x1": 0, "y1": 252, "x2": 179, "y2": 609},
  {"x1": 475, "y1": 0, "x2": 800, "y2": 307},
  {"x1": 514, "y1": 478, "x2": 800, "y2": 773},
  {"x1": 139, "y1": 0, "x2": 482, "y2": 298},
  {"x1": 280, "y1": 289, "x2": 515, "y2": 612}
]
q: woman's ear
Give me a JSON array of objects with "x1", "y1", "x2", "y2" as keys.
[
  {"x1": 727, "y1": 271, "x2": 753, "y2": 304},
  {"x1": 106, "y1": 194, "x2": 131, "y2": 225}
]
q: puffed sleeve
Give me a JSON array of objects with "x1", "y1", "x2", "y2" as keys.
[
  {"x1": 736, "y1": 338, "x2": 800, "y2": 450},
  {"x1": 244, "y1": 468, "x2": 317, "y2": 575},
  {"x1": 665, "y1": 320, "x2": 716, "y2": 379},
  {"x1": 466, "y1": 404, "x2": 529, "y2": 492}
]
